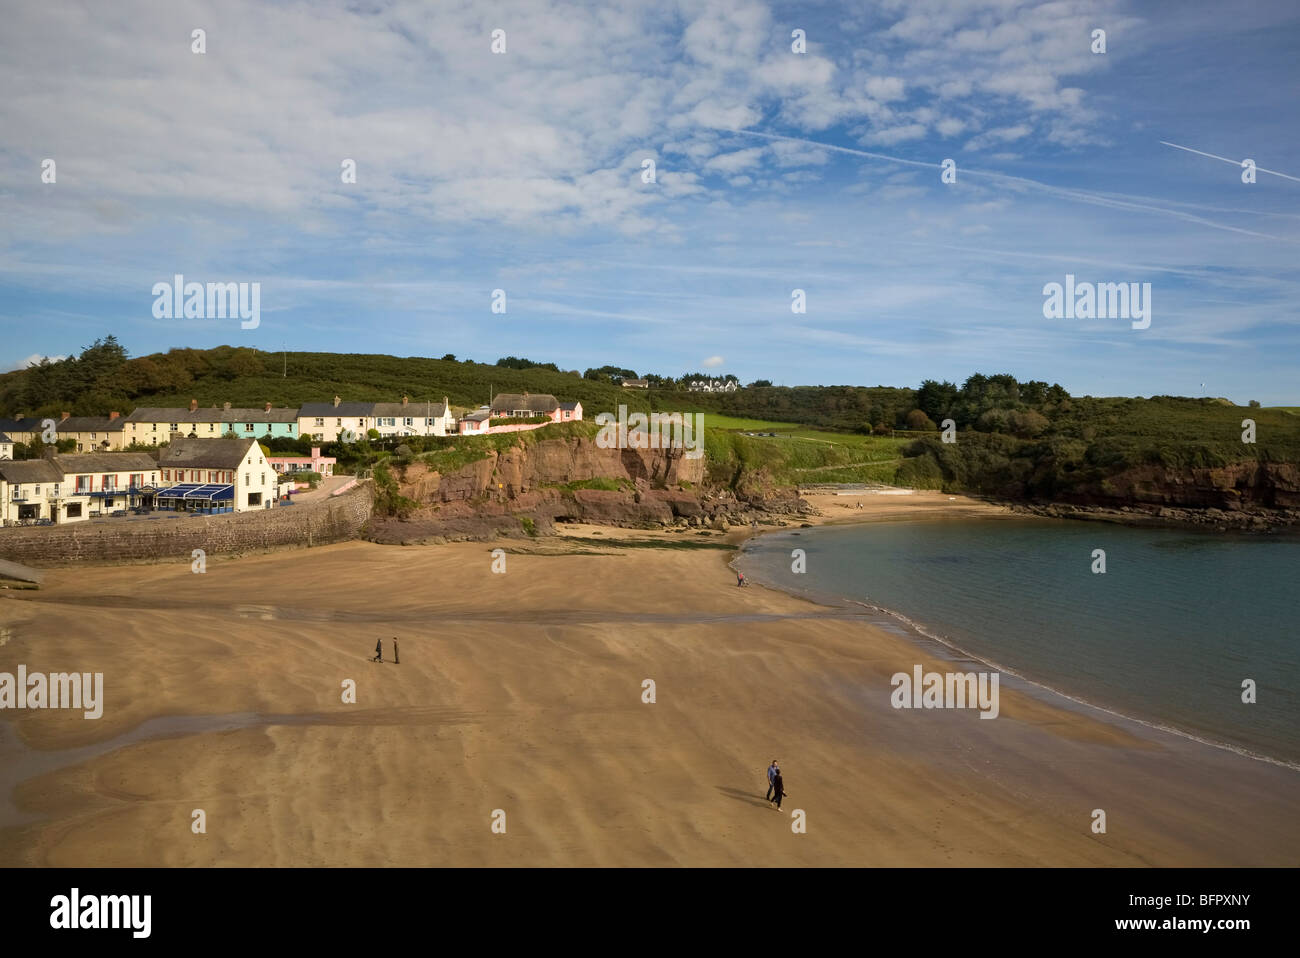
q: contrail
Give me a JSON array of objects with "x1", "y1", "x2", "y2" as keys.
[
  {"x1": 1160, "y1": 140, "x2": 1300, "y2": 183},
  {"x1": 712, "y1": 127, "x2": 1296, "y2": 242}
]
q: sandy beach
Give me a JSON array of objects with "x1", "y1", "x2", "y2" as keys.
[{"x1": 1, "y1": 490, "x2": 1297, "y2": 866}]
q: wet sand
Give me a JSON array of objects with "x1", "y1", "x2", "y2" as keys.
[{"x1": 0, "y1": 491, "x2": 1296, "y2": 865}]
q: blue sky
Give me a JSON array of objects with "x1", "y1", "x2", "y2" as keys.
[{"x1": 1, "y1": 0, "x2": 1297, "y2": 403}]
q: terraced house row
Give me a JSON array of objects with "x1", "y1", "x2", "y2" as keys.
[
  {"x1": 0, "y1": 395, "x2": 456, "y2": 450},
  {"x1": 0, "y1": 438, "x2": 278, "y2": 526},
  {"x1": 0, "y1": 392, "x2": 584, "y2": 450}
]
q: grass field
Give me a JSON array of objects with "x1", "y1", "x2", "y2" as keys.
[{"x1": 699, "y1": 412, "x2": 910, "y2": 486}]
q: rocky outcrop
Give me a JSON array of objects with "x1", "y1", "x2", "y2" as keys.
[
  {"x1": 1018, "y1": 461, "x2": 1300, "y2": 530},
  {"x1": 366, "y1": 435, "x2": 811, "y2": 542}
]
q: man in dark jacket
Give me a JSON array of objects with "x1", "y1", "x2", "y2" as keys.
[
  {"x1": 373, "y1": 638, "x2": 383, "y2": 663},
  {"x1": 771, "y1": 770, "x2": 786, "y2": 810},
  {"x1": 765, "y1": 760, "x2": 779, "y2": 800}
]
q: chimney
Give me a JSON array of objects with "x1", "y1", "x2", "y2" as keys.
[
  {"x1": 169, "y1": 431, "x2": 183, "y2": 444},
  {"x1": 43, "y1": 445, "x2": 55, "y2": 459},
  {"x1": 264, "y1": 402, "x2": 271, "y2": 413},
  {"x1": 189, "y1": 398, "x2": 198, "y2": 412},
  {"x1": 109, "y1": 411, "x2": 120, "y2": 420},
  {"x1": 60, "y1": 411, "x2": 70, "y2": 422},
  {"x1": 333, "y1": 395, "x2": 341, "y2": 408},
  {"x1": 310, "y1": 446, "x2": 320, "y2": 458},
  {"x1": 402, "y1": 395, "x2": 408, "y2": 407},
  {"x1": 223, "y1": 402, "x2": 231, "y2": 411}
]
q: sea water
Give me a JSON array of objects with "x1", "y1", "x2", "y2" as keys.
[{"x1": 737, "y1": 518, "x2": 1300, "y2": 767}]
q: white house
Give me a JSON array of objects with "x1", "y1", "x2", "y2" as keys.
[
  {"x1": 370, "y1": 397, "x2": 455, "y2": 438},
  {"x1": 0, "y1": 433, "x2": 12, "y2": 461},
  {"x1": 0, "y1": 453, "x2": 159, "y2": 525},
  {"x1": 155, "y1": 437, "x2": 278, "y2": 512}
]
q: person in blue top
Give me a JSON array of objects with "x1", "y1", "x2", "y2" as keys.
[{"x1": 765, "y1": 760, "x2": 779, "y2": 800}]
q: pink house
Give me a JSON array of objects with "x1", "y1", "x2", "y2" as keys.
[{"x1": 267, "y1": 446, "x2": 336, "y2": 477}]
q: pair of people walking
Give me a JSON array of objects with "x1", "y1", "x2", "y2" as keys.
[
  {"x1": 372, "y1": 638, "x2": 399, "y2": 664},
  {"x1": 765, "y1": 759, "x2": 785, "y2": 810}
]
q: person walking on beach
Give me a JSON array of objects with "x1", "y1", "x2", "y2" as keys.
[
  {"x1": 372, "y1": 638, "x2": 383, "y2": 663},
  {"x1": 765, "y1": 760, "x2": 779, "y2": 801},
  {"x1": 393, "y1": 638, "x2": 399, "y2": 665},
  {"x1": 736, "y1": 570, "x2": 747, "y2": 587},
  {"x1": 770, "y1": 769, "x2": 786, "y2": 810}
]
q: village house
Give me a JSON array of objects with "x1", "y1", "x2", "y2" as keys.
[
  {"x1": 0, "y1": 453, "x2": 159, "y2": 525},
  {"x1": 297, "y1": 397, "x2": 375, "y2": 443},
  {"x1": 559, "y1": 401, "x2": 583, "y2": 422},
  {"x1": 267, "y1": 446, "x2": 336, "y2": 478},
  {"x1": 458, "y1": 409, "x2": 491, "y2": 435},
  {"x1": 0, "y1": 459, "x2": 63, "y2": 525},
  {"x1": 686, "y1": 379, "x2": 738, "y2": 393},
  {"x1": 369, "y1": 396, "x2": 455, "y2": 438},
  {"x1": 0, "y1": 433, "x2": 12, "y2": 460},
  {"x1": 156, "y1": 437, "x2": 278, "y2": 513},
  {"x1": 55, "y1": 412, "x2": 127, "y2": 451},
  {"x1": 0, "y1": 417, "x2": 47, "y2": 446},
  {"x1": 123, "y1": 400, "x2": 299, "y2": 445},
  {"x1": 488, "y1": 392, "x2": 563, "y2": 421},
  {"x1": 621, "y1": 379, "x2": 649, "y2": 389}
]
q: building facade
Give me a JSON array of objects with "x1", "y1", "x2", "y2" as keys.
[
  {"x1": 156, "y1": 437, "x2": 278, "y2": 512},
  {"x1": 123, "y1": 401, "x2": 299, "y2": 445}
]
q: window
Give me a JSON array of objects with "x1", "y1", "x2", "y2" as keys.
[
  {"x1": 91, "y1": 432, "x2": 97, "y2": 440},
  {"x1": 104, "y1": 498, "x2": 114, "y2": 507},
  {"x1": 52, "y1": 484, "x2": 60, "y2": 496},
  {"x1": 261, "y1": 472, "x2": 266, "y2": 486},
  {"x1": 102, "y1": 474, "x2": 114, "y2": 491},
  {"x1": 208, "y1": 424, "x2": 215, "y2": 433},
  {"x1": 245, "y1": 423, "x2": 254, "y2": 432},
  {"x1": 162, "y1": 470, "x2": 170, "y2": 481},
  {"x1": 335, "y1": 419, "x2": 341, "y2": 427},
  {"x1": 34, "y1": 485, "x2": 40, "y2": 495},
  {"x1": 131, "y1": 474, "x2": 143, "y2": 488},
  {"x1": 66, "y1": 503, "x2": 82, "y2": 518},
  {"x1": 248, "y1": 492, "x2": 262, "y2": 507},
  {"x1": 245, "y1": 473, "x2": 250, "y2": 486},
  {"x1": 404, "y1": 417, "x2": 413, "y2": 426},
  {"x1": 170, "y1": 423, "x2": 178, "y2": 431},
  {"x1": 314, "y1": 417, "x2": 324, "y2": 427}
]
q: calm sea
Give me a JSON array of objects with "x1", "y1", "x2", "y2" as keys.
[{"x1": 736, "y1": 517, "x2": 1300, "y2": 768}]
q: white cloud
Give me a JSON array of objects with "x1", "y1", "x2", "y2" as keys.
[
  {"x1": 702, "y1": 355, "x2": 725, "y2": 367},
  {"x1": 5, "y1": 353, "x2": 66, "y2": 371}
]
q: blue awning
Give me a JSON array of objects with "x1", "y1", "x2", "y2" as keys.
[{"x1": 155, "y1": 483, "x2": 235, "y2": 501}]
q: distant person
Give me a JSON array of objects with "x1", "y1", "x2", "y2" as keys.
[
  {"x1": 372, "y1": 638, "x2": 383, "y2": 663},
  {"x1": 736, "y1": 571, "x2": 748, "y2": 587},
  {"x1": 393, "y1": 638, "x2": 399, "y2": 665},
  {"x1": 765, "y1": 760, "x2": 779, "y2": 801},
  {"x1": 771, "y1": 770, "x2": 786, "y2": 810}
]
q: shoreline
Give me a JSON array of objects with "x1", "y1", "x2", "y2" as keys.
[{"x1": 739, "y1": 492, "x2": 1300, "y2": 772}]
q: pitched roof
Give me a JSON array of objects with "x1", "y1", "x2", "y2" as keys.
[
  {"x1": 158, "y1": 438, "x2": 259, "y2": 469},
  {"x1": 0, "y1": 433, "x2": 11, "y2": 443},
  {"x1": 124, "y1": 407, "x2": 297, "y2": 424},
  {"x1": 298, "y1": 401, "x2": 376, "y2": 417},
  {"x1": 371, "y1": 401, "x2": 449, "y2": 418},
  {"x1": 52, "y1": 453, "x2": 158, "y2": 474},
  {"x1": 0, "y1": 459, "x2": 62, "y2": 483},
  {"x1": 56, "y1": 416, "x2": 125, "y2": 432},
  {"x1": 0, "y1": 417, "x2": 45, "y2": 434},
  {"x1": 489, "y1": 393, "x2": 559, "y2": 414},
  {"x1": 462, "y1": 410, "x2": 491, "y2": 422},
  {"x1": 558, "y1": 401, "x2": 581, "y2": 411}
]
